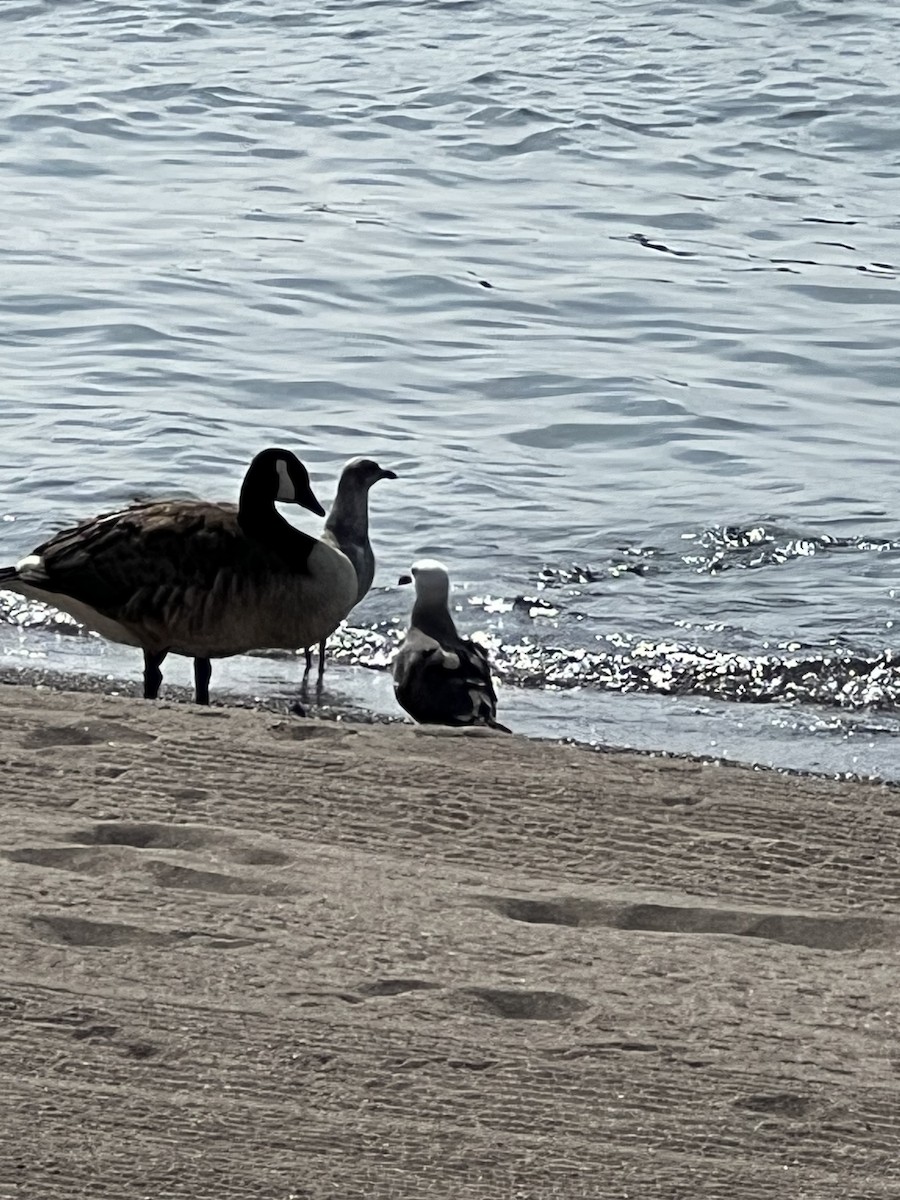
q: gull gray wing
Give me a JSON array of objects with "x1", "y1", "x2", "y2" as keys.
[{"x1": 393, "y1": 628, "x2": 507, "y2": 729}]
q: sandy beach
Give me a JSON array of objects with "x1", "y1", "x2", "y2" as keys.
[{"x1": 1, "y1": 680, "x2": 899, "y2": 1198}]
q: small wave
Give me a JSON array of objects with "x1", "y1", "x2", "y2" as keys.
[
  {"x1": 681, "y1": 523, "x2": 899, "y2": 575},
  {"x1": 294, "y1": 621, "x2": 900, "y2": 712},
  {"x1": 534, "y1": 523, "x2": 899, "y2": 586}
]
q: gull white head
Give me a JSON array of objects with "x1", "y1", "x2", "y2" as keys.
[
  {"x1": 340, "y1": 457, "x2": 398, "y2": 489},
  {"x1": 326, "y1": 457, "x2": 397, "y2": 535},
  {"x1": 398, "y1": 558, "x2": 451, "y2": 607}
]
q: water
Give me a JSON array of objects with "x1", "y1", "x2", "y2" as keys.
[{"x1": 2, "y1": 0, "x2": 900, "y2": 779}]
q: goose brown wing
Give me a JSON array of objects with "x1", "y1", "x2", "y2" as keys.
[{"x1": 23, "y1": 500, "x2": 310, "y2": 619}]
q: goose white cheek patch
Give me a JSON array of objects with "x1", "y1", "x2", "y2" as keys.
[
  {"x1": 275, "y1": 459, "x2": 296, "y2": 502},
  {"x1": 15, "y1": 554, "x2": 43, "y2": 573}
]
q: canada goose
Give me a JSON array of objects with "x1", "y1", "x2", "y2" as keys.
[
  {"x1": 0, "y1": 448, "x2": 358, "y2": 705},
  {"x1": 304, "y1": 456, "x2": 397, "y2": 681},
  {"x1": 392, "y1": 559, "x2": 511, "y2": 732}
]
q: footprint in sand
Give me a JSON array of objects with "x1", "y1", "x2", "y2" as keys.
[
  {"x1": 29, "y1": 914, "x2": 259, "y2": 950},
  {"x1": 459, "y1": 986, "x2": 590, "y2": 1022},
  {"x1": 480, "y1": 893, "x2": 895, "y2": 952},
  {"x1": 72, "y1": 820, "x2": 290, "y2": 865},
  {"x1": 5, "y1": 821, "x2": 293, "y2": 895},
  {"x1": 21, "y1": 721, "x2": 158, "y2": 750}
]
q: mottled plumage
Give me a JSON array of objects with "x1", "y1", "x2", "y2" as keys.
[
  {"x1": 0, "y1": 448, "x2": 358, "y2": 703},
  {"x1": 304, "y1": 457, "x2": 397, "y2": 681},
  {"x1": 392, "y1": 559, "x2": 510, "y2": 732}
]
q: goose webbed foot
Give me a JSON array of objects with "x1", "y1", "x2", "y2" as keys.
[
  {"x1": 143, "y1": 649, "x2": 168, "y2": 700},
  {"x1": 193, "y1": 657, "x2": 212, "y2": 705}
]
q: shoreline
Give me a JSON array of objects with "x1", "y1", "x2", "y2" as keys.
[
  {"x1": 0, "y1": 657, "x2": 895, "y2": 788},
  {"x1": 2, "y1": 681, "x2": 899, "y2": 1195}
]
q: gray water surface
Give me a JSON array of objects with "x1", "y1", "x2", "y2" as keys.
[{"x1": 2, "y1": 0, "x2": 900, "y2": 777}]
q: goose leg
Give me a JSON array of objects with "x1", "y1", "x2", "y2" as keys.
[
  {"x1": 193, "y1": 657, "x2": 212, "y2": 706},
  {"x1": 317, "y1": 638, "x2": 327, "y2": 683},
  {"x1": 143, "y1": 649, "x2": 167, "y2": 700},
  {"x1": 303, "y1": 647, "x2": 313, "y2": 678}
]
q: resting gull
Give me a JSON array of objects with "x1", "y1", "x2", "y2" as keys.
[{"x1": 392, "y1": 558, "x2": 511, "y2": 732}]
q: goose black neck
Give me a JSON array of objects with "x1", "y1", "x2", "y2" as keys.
[
  {"x1": 239, "y1": 469, "x2": 278, "y2": 533},
  {"x1": 238, "y1": 476, "x2": 310, "y2": 562}
]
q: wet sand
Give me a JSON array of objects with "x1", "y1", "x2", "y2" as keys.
[{"x1": 1, "y1": 681, "x2": 899, "y2": 1198}]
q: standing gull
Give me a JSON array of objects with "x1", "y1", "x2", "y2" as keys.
[
  {"x1": 392, "y1": 558, "x2": 511, "y2": 732},
  {"x1": 304, "y1": 456, "x2": 397, "y2": 681},
  {"x1": 0, "y1": 448, "x2": 358, "y2": 704}
]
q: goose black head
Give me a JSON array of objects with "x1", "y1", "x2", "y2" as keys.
[
  {"x1": 341, "y1": 457, "x2": 398, "y2": 488},
  {"x1": 246, "y1": 448, "x2": 326, "y2": 517}
]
